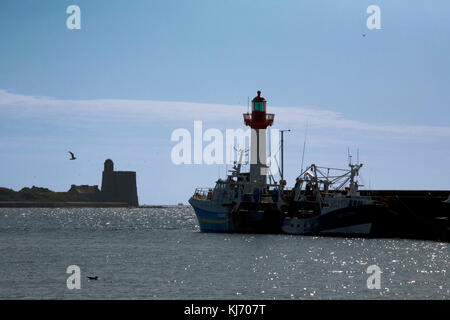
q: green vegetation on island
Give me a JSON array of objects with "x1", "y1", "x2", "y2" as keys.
[{"x1": 0, "y1": 186, "x2": 91, "y2": 202}]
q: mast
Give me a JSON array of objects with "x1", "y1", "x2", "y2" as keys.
[{"x1": 280, "y1": 129, "x2": 291, "y2": 183}]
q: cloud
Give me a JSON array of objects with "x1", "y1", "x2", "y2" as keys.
[
  {"x1": 1, "y1": 89, "x2": 449, "y2": 195},
  {"x1": 1, "y1": 89, "x2": 450, "y2": 141}
]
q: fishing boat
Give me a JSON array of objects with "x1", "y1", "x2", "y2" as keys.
[{"x1": 189, "y1": 91, "x2": 449, "y2": 241}]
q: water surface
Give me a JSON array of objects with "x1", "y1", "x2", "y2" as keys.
[{"x1": 0, "y1": 207, "x2": 448, "y2": 299}]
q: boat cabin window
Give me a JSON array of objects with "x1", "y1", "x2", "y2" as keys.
[{"x1": 214, "y1": 180, "x2": 227, "y2": 190}]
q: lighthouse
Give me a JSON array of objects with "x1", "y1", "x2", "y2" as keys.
[{"x1": 243, "y1": 91, "x2": 275, "y2": 186}]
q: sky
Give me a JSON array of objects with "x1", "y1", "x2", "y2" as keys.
[{"x1": 0, "y1": 0, "x2": 449, "y2": 204}]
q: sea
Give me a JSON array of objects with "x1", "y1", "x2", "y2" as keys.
[{"x1": 0, "y1": 207, "x2": 448, "y2": 299}]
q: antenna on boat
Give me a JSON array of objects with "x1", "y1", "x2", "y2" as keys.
[
  {"x1": 348, "y1": 147, "x2": 352, "y2": 165},
  {"x1": 357, "y1": 147, "x2": 360, "y2": 165},
  {"x1": 300, "y1": 121, "x2": 308, "y2": 174}
]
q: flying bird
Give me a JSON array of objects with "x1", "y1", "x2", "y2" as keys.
[
  {"x1": 362, "y1": 34, "x2": 366, "y2": 37},
  {"x1": 68, "y1": 151, "x2": 76, "y2": 160},
  {"x1": 87, "y1": 276, "x2": 98, "y2": 280}
]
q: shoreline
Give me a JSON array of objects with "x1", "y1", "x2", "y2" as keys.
[
  {"x1": 0, "y1": 201, "x2": 129, "y2": 208},
  {"x1": 0, "y1": 201, "x2": 186, "y2": 208}
]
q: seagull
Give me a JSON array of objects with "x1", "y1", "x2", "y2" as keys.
[
  {"x1": 87, "y1": 276, "x2": 98, "y2": 280},
  {"x1": 68, "y1": 151, "x2": 76, "y2": 160}
]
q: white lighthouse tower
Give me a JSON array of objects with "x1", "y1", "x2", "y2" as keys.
[{"x1": 243, "y1": 91, "x2": 275, "y2": 187}]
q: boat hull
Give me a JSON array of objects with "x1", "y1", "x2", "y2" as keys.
[
  {"x1": 189, "y1": 197, "x2": 449, "y2": 240},
  {"x1": 189, "y1": 197, "x2": 230, "y2": 232},
  {"x1": 282, "y1": 204, "x2": 422, "y2": 238},
  {"x1": 282, "y1": 204, "x2": 388, "y2": 236},
  {"x1": 190, "y1": 197, "x2": 385, "y2": 236},
  {"x1": 189, "y1": 197, "x2": 283, "y2": 233}
]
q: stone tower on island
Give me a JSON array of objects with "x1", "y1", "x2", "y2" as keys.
[{"x1": 101, "y1": 159, "x2": 139, "y2": 207}]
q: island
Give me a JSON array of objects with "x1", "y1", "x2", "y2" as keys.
[{"x1": 0, "y1": 159, "x2": 138, "y2": 208}]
